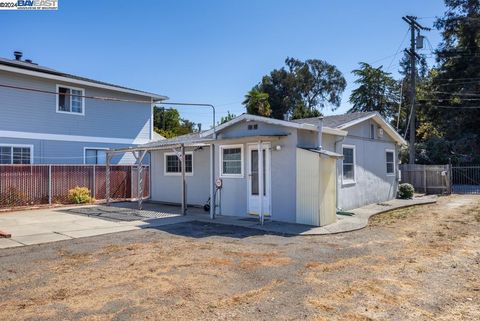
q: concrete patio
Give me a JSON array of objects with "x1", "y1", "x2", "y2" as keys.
[{"x1": 0, "y1": 195, "x2": 438, "y2": 249}]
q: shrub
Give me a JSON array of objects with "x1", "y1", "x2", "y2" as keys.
[
  {"x1": 1, "y1": 187, "x2": 29, "y2": 207},
  {"x1": 68, "y1": 186, "x2": 93, "y2": 204},
  {"x1": 398, "y1": 183, "x2": 414, "y2": 199}
]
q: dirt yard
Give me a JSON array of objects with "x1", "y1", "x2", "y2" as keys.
[{"x1": 0, "y1": 195, "x2": 479, "y2": 321}]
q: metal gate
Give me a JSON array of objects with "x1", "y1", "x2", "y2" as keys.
[{"x1": 452, "y1": 165, "x2": 480, "y2": 194}]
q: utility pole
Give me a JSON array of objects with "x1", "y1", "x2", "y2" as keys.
[{"x1": 402, "y1": 15, "x2": 430, "y2": 164}]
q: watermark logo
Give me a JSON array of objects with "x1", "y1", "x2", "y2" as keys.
[{"x1": 0, "y1": 0, "x2": 58, "y2": 10}]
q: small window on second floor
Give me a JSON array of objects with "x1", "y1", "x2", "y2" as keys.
[
  {"x1": 370, "y1": 124, "x2": 375, "y2": 139},
  {"x1": 57, "y1": 85, "x2": 84, "y2": 115}
]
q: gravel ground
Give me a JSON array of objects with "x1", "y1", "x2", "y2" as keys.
[{"x1": 0, "y1": 195, "x2": 479, "y2": 321}]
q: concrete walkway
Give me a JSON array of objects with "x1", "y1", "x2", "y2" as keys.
[
  {"x1": 191, "y1": 195, "x2": 438, "y2": 236},
  {"x1": 0, "y1": 196, "x2": 437, "y2": 249}
]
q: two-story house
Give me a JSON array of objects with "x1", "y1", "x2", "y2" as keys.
[{"x1": 0, "y1": 51, "x2": 166, "y2": 164}]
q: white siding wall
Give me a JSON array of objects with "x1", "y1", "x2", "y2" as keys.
[
  {"x1": 327, "y1": 119, "x2": 400, "y2": 210},
  {"x1": 150, "y1": 147, "x2": 210, "y2": 206}
]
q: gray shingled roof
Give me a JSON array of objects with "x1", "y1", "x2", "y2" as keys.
[
  {"x1": 140, "y1": 132, "x2": 206, "y2": 148},
  {"x1": 0, "y1": 57, "x2": 166, "y2": 99},
  {"x1": 293, "y1": 112, "x2": 376, "y2": 128},
  {"x1": 135, "y1": 112, "x2": 379, "y2": 150}
]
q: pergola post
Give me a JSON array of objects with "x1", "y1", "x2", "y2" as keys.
[
  {"x1": 209, "y1": 143, "x2": 215, "y2": 219},
  {"x1": 181, "y1": 144, "x2": 187, "y2": 215},
  {"x1": 106, "y1": 152, "x2": 112, "y2": 206},
  {"x1": 258, "y1": 140, "x2": 264, "y2": 225},
  {"x1": 134, "y1": 150, "x2": 147, "y2": 210}
]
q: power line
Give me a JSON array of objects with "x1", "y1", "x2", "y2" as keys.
[
  {"x1": 429, "y1": 105, "x2": 480, "y2": 109},
  {"x1": 434, "y1": 81, "x2": 480, "y2": 87},
  {"x1": 434, "y1": 76, "x2": 480, "y2": 81},
  {"x1": 419, "y1": 98, "x2": 480, "y2": 101},
  {"x1": 0, "y1": 83, "x2": 154, "y2": 104},
  {"x1": 386, "y1": 29, "x2": 410, "y2": 71},
  {"x1": 431, "y1": 91, "x2": 480, "y2": 96}
]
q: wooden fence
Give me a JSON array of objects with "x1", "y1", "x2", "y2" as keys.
[
  {"x1": 0, "y1": 165, "x2": 149, "y2": 208},
  {"x1": 399, "y1": 164, "x2": 451, "y2": 194}
]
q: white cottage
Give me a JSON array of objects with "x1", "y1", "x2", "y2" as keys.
[{"x1": 110, "y1": 112, "x2": 406, "y2": 227}]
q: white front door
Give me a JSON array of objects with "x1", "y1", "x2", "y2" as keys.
[{"x1": 247, "y1": 143, "x2": 271, "y2": 216}]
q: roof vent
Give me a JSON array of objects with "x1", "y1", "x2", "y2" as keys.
[
  {"x1": 13, "y1": 51, "x2": 23, "y2": 61},
  {"x1": 25, "y1": 59, "x2": 33, "y2": 63}
]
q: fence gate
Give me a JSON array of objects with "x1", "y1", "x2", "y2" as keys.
[
  {"x1": 400, "y1": 164, "x2": 451, "y2": 194},
  {"x1": 451, "y1": 165, "x2": 480, "y2": 194}
]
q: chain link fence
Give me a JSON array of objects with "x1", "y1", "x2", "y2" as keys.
[{"x1": 0, "y1": 165, "x2": 149, "y2": 208}]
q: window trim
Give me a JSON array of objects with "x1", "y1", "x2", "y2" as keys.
[
  {"x1": 0, "y1": 144, "x2": 34, "y2": 164},
  {"x1": 342, "y1": 144, "x2": 356, "y2": 185},
  {"x1": 385, "y1": 149, "x2": 396, "y2": 176},
  {"x1": 219, "y1": 144, "x2": 244, "y2": 178},
  {"x1": 164, "y1": 151, "x2": 194, "y2": 176},
  {"x1": 56, "y1": 84, "x2": 85, "y2": 116},
  {"x1": 83, "y1": 147, "x2": 108, "y2": 164}
]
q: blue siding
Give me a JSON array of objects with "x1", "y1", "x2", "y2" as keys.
[
  {"x1": 0, "y1": 69, "x2": 155, "y2": 164},
  {"x1": 0, "y1": 137, "x2": 139, "y2": 164},
  {"x1": 0, "y1": 70, "x2": 152, "y2": 141}
]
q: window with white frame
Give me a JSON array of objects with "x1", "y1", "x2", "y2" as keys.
[
  {"x1": 386, "y1": 150, "x2": 395, "y2": 175},
  {"x1": 0, "y1": 146, "x2": 32, "y2": 164},
  {"x1": 342, "y1": 145, "x2": 355, "y2": 183},
  {"x1": 220, "y1": 145, "x2": 243, "y2": 177},
  {"x1": 85, "y1": 148, "x2": 107, "y2": 164},
  {"x1": 57, "y1": 85, "x2": 84, "y2": 115},
  {"x1": 164, "y1": 152, "x2": 193, "y2": 174}
]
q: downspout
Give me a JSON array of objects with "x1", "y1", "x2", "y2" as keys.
[
  {"x1": 317, "y1": 116, "x2": 324, "y2": 149},
  {"x1": 334, "y1": 136, "x2": 345, "y2": 211}
]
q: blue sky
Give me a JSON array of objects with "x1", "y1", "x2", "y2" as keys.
[{"x1": 1, "y1": 0, "x2": 446, "y2": 128}]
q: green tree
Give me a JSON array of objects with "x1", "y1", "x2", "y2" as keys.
[
  {"x1": 219, "y1": 111, "x2": 237, "y2": 124},
  {"x1": 245, "y1": 57, "x2": 346, "y2": 120},
  {"x1": 153, "y1": 107, "x2": 197, "y2": 138},
  {"x1": 423, "y1": 0, "x2": 480, "y2": 164},
  {"x1": 243, "y1": 89, "x2": 272, "y2": 116},
  {"x1": 348, "y1": 62, "x2": 400, "y2": 119}
]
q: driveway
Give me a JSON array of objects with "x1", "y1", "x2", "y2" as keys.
[
  {"x1": 0, "y1": 195, "x2": 479, "y2": 321},
  {"x1": 0, "y1": 196, "x2": 438, "y2": 249},
  {"x1": 0, "y1": 203, "x2": 199, "y2": 248}
]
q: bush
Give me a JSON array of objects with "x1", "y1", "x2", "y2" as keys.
[
  {"x1": 398, "y1": 183, "x2": 414, "y2": 199},
  {"x1": 68, "y1": 186, "x2": 93, "y2": 204},
  {"x1": 1, "y1": 187, "x2": 29, "y2": 207}
]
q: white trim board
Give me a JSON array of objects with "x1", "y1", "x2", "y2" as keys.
[
  {"x1": 0, "y1": 130, "x2": 151, "y2": 145},
  {"x1": 201, "y1": 114, "x2": 319, "y2": 138}
]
